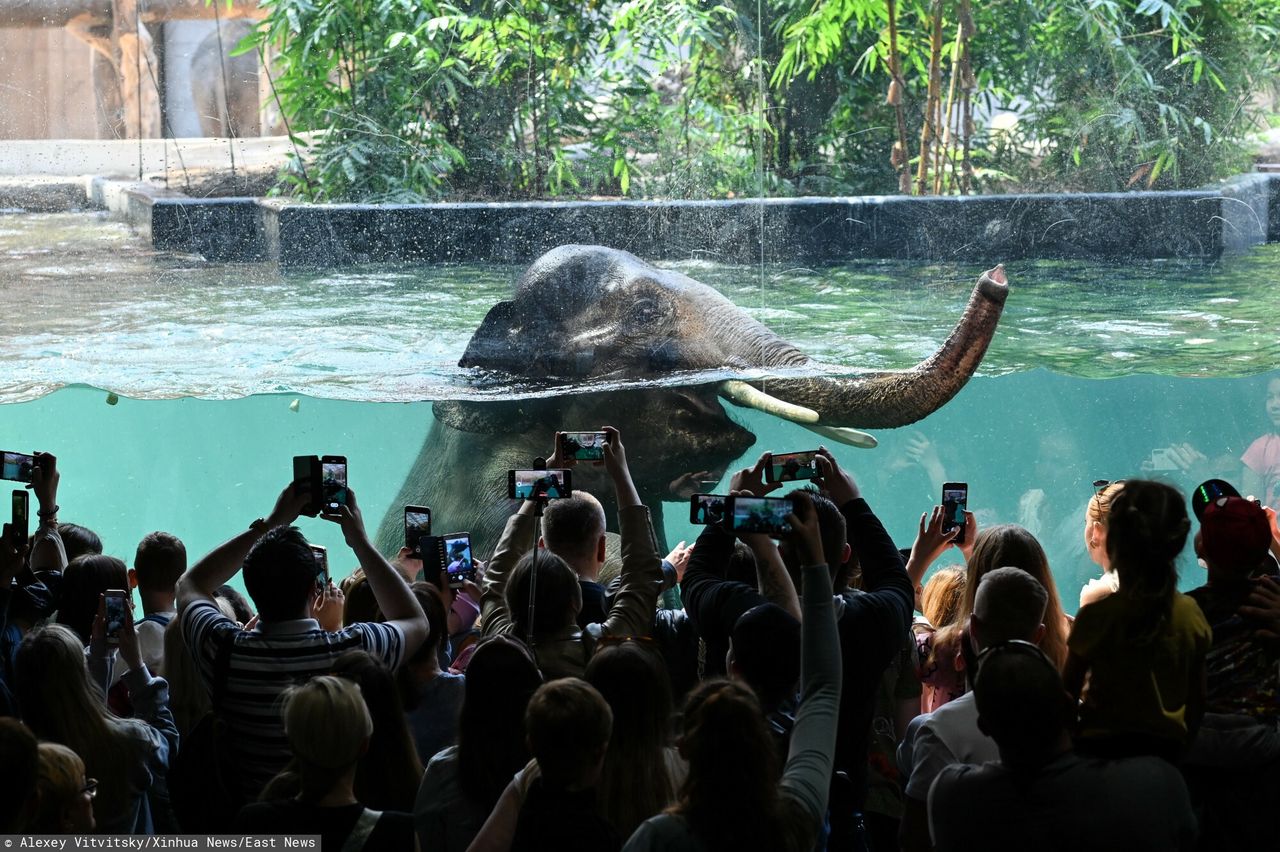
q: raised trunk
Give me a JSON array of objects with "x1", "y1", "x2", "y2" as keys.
[{"x1": 753, "y1": 266, "x2": 1009, "y2": 428}]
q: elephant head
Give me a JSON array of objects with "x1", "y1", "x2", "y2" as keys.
[{"x1": 377, "y1": 245, "x2": 1008, "y2": 557}]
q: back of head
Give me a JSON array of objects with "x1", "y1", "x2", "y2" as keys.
[
  {"x1": 677, "y1": 679, "x2": 784, "y2": 851},
  {"x1": 214, "y1": 584, "x2": 255, "y2": 624},
  {"x1": 726, "y1": 541, "x2": 758, "y2": 586},
  {"x1": 133, "y1": 531, "x2": 186, "y2": 595},
  {"x1": 162, "y1": 617, "x2": 210, "y2": 736},
  {"x1": 525, "y1": 677, "x2": 612, "y2": 788},
  {"x1": 458, "y1": 636, "x2": 544, "y2": 808},
  {"x1": 1200, "y1": 496, "x2": 1271, "y2": 577},
  {"x1": 0, "y1": 719, "x2": 38, "y2": 832},
  {"x1": 408, "y1": 582, "x2": 448, "y2": 663},
  {"x1": 282, "y1": 676, "x2": 373, "y2": 799},
  {"x1": 780, "y1": 489, "x2": 847, "y2": 584},
  {"x1": 331, "y1": 650, "x2": 422, "y2": 809},
  {"x1": 971, "y1": 567, "x2": 1048, "y2": 649},
  {"x1": 973, "y1": 644, "x2": 1069, "y2": 770},
  {"x1": 341, "y1": 574, "x2": 384, "y2": 626},
  {"x1": 32, "y1": 742, "x2": 88, "y2": 833},
  {"x1": 961, "y1": 524, "x2": 1067, "y2": 666},
  {"x1": 1086, "y1": 481, "x2": 1126, "y2": 528},
  {"x1": 730, "y1": 603, "x2": 801, "y2": 712},
  {"x1": 57, "y1": 523, "x2": 102, "y2": 564},
  {"x1": 921, "y1": 566, "x2": 967, "y2": 629},
  {"x1": 57, "y1": 554, "x2": 128, "y2": 645},
  {"x1": 541, "y1": 493, "x2": 606, "y2": 563},
  {"x1": 505, "y1": 549, "x2": 581, "y2": 639},
  {"x1": 1107, "y1": 480, "x2": 1188, "y2": 640},
  {"x1": 243, "y1": 526, "x2": 318, "y2": 622}
]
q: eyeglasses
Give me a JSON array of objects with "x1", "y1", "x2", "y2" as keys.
[
  {"x1": 81, "y1": 778, "x2": 97, "y2": 799},
  {"x1": 1092, "y1": 479, "x2": 1125, "y2": 496}
]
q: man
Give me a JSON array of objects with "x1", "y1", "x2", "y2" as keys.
[
  {"x1": 898, "y1": 567, "x2": 1049, "y2": 852},
  {"x1": 928, "y1": 641, "x2": 1196, "y2": 852},
  {"x1": 480, "y1": 426, "x2": 661, "y2": 678},
  {"x1": 130, "y1": 531, "x2": 186, "y2": 676},
  {"x1": 176, "y1": 481, "x2": 428, "y2": 800}
]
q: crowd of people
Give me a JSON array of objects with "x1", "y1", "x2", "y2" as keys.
[{"x1": 2, "y1": 423, "x2": 1279, "y2": 851}]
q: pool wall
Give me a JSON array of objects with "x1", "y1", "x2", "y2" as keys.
[{"x1": 26, "y1": 170, "x2": 1280, "y2": 266}]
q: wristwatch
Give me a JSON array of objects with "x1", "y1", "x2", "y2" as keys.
[{"x1": 249, "y1": 517, "x2": 270, "y2": 535}]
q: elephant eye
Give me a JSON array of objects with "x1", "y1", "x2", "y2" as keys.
[{"x1": 627, "y1": 296, "x2": 672, "y2": 328}]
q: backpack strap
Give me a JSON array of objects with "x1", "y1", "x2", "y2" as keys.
[{"x1": 340, "y1": 809, "x2": 382, "y2": 852}]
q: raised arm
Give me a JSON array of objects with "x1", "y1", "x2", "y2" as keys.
[
  {"x1": 778, "y1": 493, "x2": 842, "y2": 829},
  {"x1": 598, "y1": 427, "x2": 662, "y2": 637},
  {"x1": 479, "y1": 500, "x2": 538, "y2": 638},
  {"x1": 29, "y1": 452, "x2": 67, "y2": 573},
  {"x1": 327, "y1": 488, "x2": 429, "y2": 654}
]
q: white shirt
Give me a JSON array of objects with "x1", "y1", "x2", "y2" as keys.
[{"x1": 900, "y1": 692, "x2": 1000, "y2": 800}]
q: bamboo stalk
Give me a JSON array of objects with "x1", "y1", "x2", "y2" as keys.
[
  {"x1": 935, "y1": 23, "x2": 962, "y2": 194},
  {"x1": 915, "y1": 0, "x2": 944, "y2": 195},
  {"x1": 959, "y1": 0, "x2": 976, "y2": 194},
  {"x1": 886, "y1": 0, "x2": 912, "y2": 194}
]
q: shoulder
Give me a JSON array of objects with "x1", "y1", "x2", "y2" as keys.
[
  {"x1": 1171, "y1": 593, "x2": 1212, "y2": 640},
  {"x1": 180, "y1": 600, "x2": 238, "y2": 648},
  {"x1": 623, "y1": 813, "x2": 698, "y2": 852}
]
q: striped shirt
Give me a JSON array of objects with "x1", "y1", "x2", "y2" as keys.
[{"x1": 180, "y1": 599, "x2": 405, "y2": 798}]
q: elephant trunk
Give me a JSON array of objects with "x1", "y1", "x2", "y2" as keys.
[{"x1": 748, "y1": 265, "x2": 1009, "y2": 429}]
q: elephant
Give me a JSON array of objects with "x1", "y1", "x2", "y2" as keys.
[
  {"x1": 374, "y1": 244, "x2": 1009, "y2": 559},
  {"x1": 191, "y1": 20, "x2": 259, "y2": 138}
]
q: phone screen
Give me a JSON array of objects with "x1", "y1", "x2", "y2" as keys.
[
  {"x1": 442, "y1": 533, "x2": 474, "y2": 586},
  {"x1": 766, "y1": 451, "x2": 820, "y2": 484},
  {"x1": 941, "y1": 483, "x2": 969, "y2": 544},
  {"x1": 405, "y1": 507, "x2": 432, "y2": 554},
  {"x1": 690, "y1": 494, "x2": 727, "y2": 525},
  {"x1": 509, "y1": 469, "x2": 572, "y2": 500},
  {"x1": 104, "y1": 593, "x2": 128, "y2": 644},
  {"x1": 1, "y1": 452, "x2": 34, "y2": 483},
  {"x1": 321, "y1": 459, "x2": 348, "y2": 514},
  {"x1": 11, "y1": 491, "x2": 28, "y2": 548},
  {"x1": 309, "y1": 544, "x2": 329, "y2": 584},
  {"x1": 728, "y1": 496, "x2": 794, "y2": 536},
  {"x1": 561, "y1": 432, "x2": 607, "y2": 462}
]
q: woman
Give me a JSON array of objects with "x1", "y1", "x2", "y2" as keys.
[
  {"x1": 913, "y1": 566, "x2": 967, "y2": 713},
  {"x1": 624, "y1": 492, "x2": 840, "y2": 852},
  {"x1": 413, "y1": 635, "x2": 543, "y2": 852},
  {"x1": 15, "y1": 609, "x2": 177, "y2": 834},
  {"x1": 400, "y1": 582, "x2": 465, "y2": 764},
  {"x1": 1079, "y1": 481, "x2": 1126, "y2": 608},
  {"x1": 236, "y1": 676, "x2": 416, "y2": 849},
  {"x1": 56, "y1": 554, "x2": 129, "y2": 645},
  {"x1": 30, "y1": 743, "x2": 95, "y2": 834}
]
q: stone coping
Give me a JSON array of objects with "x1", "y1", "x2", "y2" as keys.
[{"x1": 5, "y1": 172, "x2": 1277, "y2": 266}]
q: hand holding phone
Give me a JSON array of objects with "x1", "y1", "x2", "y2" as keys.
[
  {"x1": 941, "y1": 482, "x2": 969, "y2": 546},
  {"x1": 560, "y1": 431, "x2": 608, "y2": 462},
  {"x1": 103, "y1": 590, "x2": 129, "y2": 648},
  {"x1": 309, "y1": 544, "x2": 330, "y2": 585},
  {"x1": 1, "y1": 451, "x2": 36, "y2": 484},
  {"x1": 425, "y1": 533, "x2": 475, "y2": 587},
  {"x1": 765, "y1": 450, "x2": 820, "y2": 484}
]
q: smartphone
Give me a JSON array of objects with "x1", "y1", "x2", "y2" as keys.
[
  {"x1": 293, "y1": 455, "x2": 322, "y2": 516},
  {"x1": 103, "y1": 590, "x2": 128, "y2": 647},
  {"x1": 11, "y1": 490, "x2": 28, "y2": 551},
  {"x1": 320, "y1": 456, "x2": 348, "y2": 516},
  {"x1": 726, "y1": 495, "x2": 795, "y2": 537},
  {"x1": 765, "y1": 450, "x2": 821, "y2": 484},
  {"x1": 560, "y1": 431, "x2": 608, "y2": 462},
  {"x1": 941, "y1": 482, "x2": 969, "y2": 545},
  {"x1": 425, "y1": 533, "x2": 475, "y2": 587},
  {"x1": 1, "y1": 451, "x2": 35, "y2": 484},
  {"x1": 405, "y1": 506, "x2": 432, "y2": 555},
  {"x1": 508, "y1": 469, "x2": 572, "y2": 501},
  {"x1": 309, "y1": 544, "x2": 329, "y2": 585},
  {"x1": 689, "y1": 493, "x2": 728, "y2": 526}
]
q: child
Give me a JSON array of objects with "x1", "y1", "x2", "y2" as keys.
[{"x1": 1063, "y1": 480, "x2": 1211, "y2": 761}]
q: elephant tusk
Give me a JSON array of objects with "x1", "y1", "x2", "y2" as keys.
[
  {"x1": 718, "y1": 381, "x2": 820, "y2": 424},
  {"x1": 804, "y1": 424, "x2": 879, "y2": 449}
]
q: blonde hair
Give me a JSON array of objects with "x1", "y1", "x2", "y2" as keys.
[
  {"x1": 284, "y1": 676, "x2": 373, "y2": 770},
  {"x1": 31, "y1": 743, "x2": 86, "y2": 832},
  {"x1": 1086, "y1": 481, "x2": 1127, "y2": 529},
  {"x1": 14, "y1": 625, "x2": 144, "y2": 822},
  {"x1": 921, "y1": 567, "x2": 966, "y2": 629},
  {"x1": 162, "y1": 618, "x2": 211, "y2": 738}
]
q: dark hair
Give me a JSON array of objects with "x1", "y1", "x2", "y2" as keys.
[
  {"x1": 780, "y1": 489, "x2": 846, "y2": 587},
  {"x1": 134, "y1": 531, "x2": 186, "y2": 593},
  {"x1": 730, "y1": 603, "x2": 801, "y2": 713},
  {"x1": 213, "y1": 585, "x2": 255, "y2": 624},
  {"x1": 541, "y1": 494, "x2": 606, "y2": 562},
  {"x1": 505, "y1": 549, "x2": 581, "y2": 640},
  {"x1": 725, "y1": 541, "x2": 758, "y2": 587},
  {"x1": 525, "y1": 678, "x2": 612, "y2": 787},
  {"x1": 585, "y1": 643, "x2": 676, "y2": 836},
  {"x1": 973, "y1": 644, "x2": 1069, "y2": 769},
  {"x1": 0, "y1": 719, "x2": 38, "y2": 832},
  {"x1": 341, "y1": 574, "x2": 383, "y2": 627},
  {"x1": 673, "y1": 680, "x2": 789, "y2": 852},
  {"x1": 57, "y1": 524, "x2": 102, "y2": 563},
  {"x1": 57, "y1": 554, "x2": 128, "y2": 644},
  {"x1": 242, "y1": 526, "x2": 318, "y2": 622},
  {"x1": 330, "y1": 650, "x2": 423, "y2": 812},
  {"x1": 457, "y1": 636, "x2": 543, "y2": 810},
  {"x1": 1106, "y1": 480, "x2": 1188, "y2": 644},
  {"x1": 398, "y1": 583, "x2": 449, "y2": 711}
]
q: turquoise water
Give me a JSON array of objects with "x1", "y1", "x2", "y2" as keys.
[{"x1": 3, "y1": 212, "x2": 1279, "y2": 612}]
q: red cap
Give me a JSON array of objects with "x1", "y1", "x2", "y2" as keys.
[{"x1": 1201, "y1": 497, "x2": 1271, "y2": 571}]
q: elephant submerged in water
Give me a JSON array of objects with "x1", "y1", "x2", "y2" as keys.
[{"x1": 375, "y1": 245, "x2": 1009, "y2": 558}]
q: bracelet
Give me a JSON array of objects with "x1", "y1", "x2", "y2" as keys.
[
  {"x1": 36, "y1": 504, "x2": 59, "y2": 520},
  {"x1": 249, "y1": 517, "x2": 269, "y2": 535}
]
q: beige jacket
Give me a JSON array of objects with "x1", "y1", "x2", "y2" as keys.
[{"x1": 480, "y1": 504, "x2": 662, "y2": 679}]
